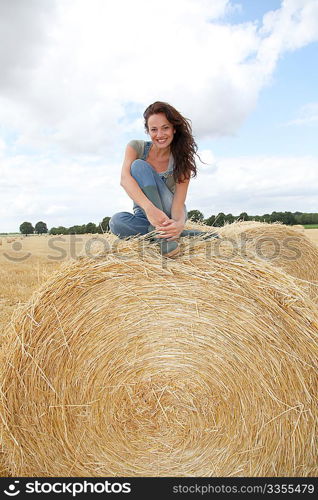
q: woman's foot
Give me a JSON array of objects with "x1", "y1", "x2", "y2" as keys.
[
  {"x1": 147, "y1": 224, "x2": 180, "y2": 257},
  {"x1": 179, "y1": 229, "x2": 219, "y2": 239},
  {"x1": 158, "y1": 240, "x2": 180, "y2": 257}
]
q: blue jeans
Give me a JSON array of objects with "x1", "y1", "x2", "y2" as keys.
[{"x1": 109, "y1": 159, "x2": 187, "y2": 238}]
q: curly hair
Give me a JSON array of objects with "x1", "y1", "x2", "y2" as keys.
[{"x1": 143, "y1": 101, "x2": 199, "y2": 183}]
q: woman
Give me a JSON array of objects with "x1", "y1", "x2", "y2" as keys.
[{"x1": 109, "y1": 101, "x2": 214, "y2": 257}]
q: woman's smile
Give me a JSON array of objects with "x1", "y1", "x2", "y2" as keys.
[{"x1": 147, "y1": 112, "x2": 175, "y2": 149}]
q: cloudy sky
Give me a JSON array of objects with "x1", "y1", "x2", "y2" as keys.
[{"x1": 1, "y1": 0, "x2": 318, "y2": 232}]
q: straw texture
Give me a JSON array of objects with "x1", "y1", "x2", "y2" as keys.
[
  {"x1": 207, "y1": 221, "x2": 318, "y2": 302},
  {"x1": 1, "y1": 235, "x2": 317, "y2": 477},
  {"x1": 0, "y1": 449, "x2": 7, "y2": 477},
  {"x1": 0, "y1": 344, "x2": 9, "y2": 477},
  {"x1": 292, "y1": 225, "x2": 305, "y2": 232}
]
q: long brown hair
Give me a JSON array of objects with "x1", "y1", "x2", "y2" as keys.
[{"x1": 143, "y1": 101, "x2": 199, "y2": 183}]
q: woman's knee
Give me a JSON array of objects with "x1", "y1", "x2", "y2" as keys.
[
  {"x1": 130, "y1": 159, "x2": 151, "y2": 177},
  {"x1": 109, "y1": 212, "x2": 126, "y2": 235},
  {"x1": 109, "y1": 211, "x2": 149, "y2": 239}
]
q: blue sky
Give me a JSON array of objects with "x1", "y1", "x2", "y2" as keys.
[
  {"x1": 229, "y1": 0, "x2": 282, "y2": 24},
  {"x1": 210, "y1": 41, "x2": 318, "y2": 157},
  {"x1": 0, "y1": 0, "x2": 318, "y2": 232}
]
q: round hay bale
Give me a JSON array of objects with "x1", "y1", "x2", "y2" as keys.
[
  {"x1": 215, "y1": 221, "x2": 318, "y2": 303},
  {"x1": 0, "y1": 347, "x2": 10, "y2": 477},
  {"x1": 0, "y1": 449, "x2": 9, "y2": 477},
  {"x1": 292, "y1": 224, "x2": 305, "y2": 232},
  {"x1": 1, "y1": 237, "x2": 317, "y2": 477}
]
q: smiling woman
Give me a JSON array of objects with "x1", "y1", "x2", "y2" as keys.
[{"x1": 109, "y1": 101, "x2": 218, "y2": 257}]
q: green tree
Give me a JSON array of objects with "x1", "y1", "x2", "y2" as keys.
[
  {"x1": 299, "y1": 213, "x2": 310, "y2": 225},
  {"x1": 35, "y1": 221, "x2": 48, "y2": 234},
  {"x1": 204, "y1": 215, "x2": 215, "y2": 226},
  {"x1": 68, "y1": 225, "x2": 86, "y2": 234},
  {"x1": 99, "y1": 217, "x2": 110, "y2": 233},
  {"x1": 187, "y1": 210, "x2": 204, "y2": 222},
  {"x1": 238, "y1": 212, "x2": 249, "y2": 221},
  {"x1": 280, "y1": 212, "x2": 296, "y2": 225},
  {"x1": 299, "y1": 213, "x2": 318, "y2": 225},
  {"x1": 50, "y1": 226, "x2": 69, "y2": 235},
  {"x1": 214, "y1": 212, "x2": 226, "y2": 227},
  {"x1": 85, "y1": 222, "x2": 98, "y2": 234},
  {"x1": 261, "y1": 213, "x2": 271, "y2": 223},
  {"x1": 225, "y1": 213, "x2": 235, "y2": 224},
  {"x1": 269, "y1": 211, "x2": 281, "y2": 223},
  {"x1": 293, "y1": 211, "x2": 302, "y2": 223},
  {"x1": 19, "y1": 221, "x2": 34, "y2": 235}
]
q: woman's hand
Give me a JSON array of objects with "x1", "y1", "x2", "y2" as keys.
[
  {"x1": 155, "y1": 219, "x2": 185, "y2": 241},
  {"x1": 145, "y1": 205, "x2": 170, "y2": 228}
]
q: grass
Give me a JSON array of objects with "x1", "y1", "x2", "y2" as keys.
[
  {"x1": 0, "y1": 233, "x2": 20, "y2": 236},
  {"x1": 304, "y1": 224, "x2": 318, "y2": 229}
]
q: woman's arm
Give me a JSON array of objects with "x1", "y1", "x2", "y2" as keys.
[
  {"x1": 171, "y1": 177, "x2": 190, "y2": 223},
  {"x1": 120, "y1": 144, "x2": 150, "y2": 210}
]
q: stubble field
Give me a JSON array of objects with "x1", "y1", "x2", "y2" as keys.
[{"x1": 0, "y1": 233, "x2": 110, "y2": 332}]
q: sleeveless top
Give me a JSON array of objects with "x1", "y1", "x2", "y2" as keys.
[{"x1": 128, "y1": 139, "x2": 176, "y2": 194}]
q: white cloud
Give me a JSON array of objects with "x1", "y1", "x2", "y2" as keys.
[
  {"x1": 260, "y1": 0, "x2": 318, "y2": 53},
  {"x1": 198, "y1": 150, "x2": 218, "y2": 171},
  {"x1": 1, "y1": 150, "x2": 317, "y2": 232},
  {"x1": 1, "y1": 0, "x2": 318, "y2": 231},
  {"x1": 0, "y1": 137, "x2": 6, "y2": 154},
  {"x1": 188, "y1": 154, "x2": 318, "y2": 215},
  {"x1": 44, "y1": 205, "x2": 69, "y2": 216},
  {"x1": 282, "y1": 102, "x2": 318, "y2": 126},
  {"x1": 0, "y1": 0, "x2": 57, "y2": 92},
  {"x1": 1, "y1": 0, "x2": 318, "y2": 155},
  {"x1": 0, "y1": 152, "x2": 125, "y2": 231}
]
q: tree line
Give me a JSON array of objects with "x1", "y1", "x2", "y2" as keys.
[
  {"x1": 187, "y1": 210, "x2": 318, "y2": 226},
  {"x1": 18, "y1": 211, "x2": 318, "y2": 235},
  {"x1": 19, "y1": 218, "x2": 110, "y2": 235}
]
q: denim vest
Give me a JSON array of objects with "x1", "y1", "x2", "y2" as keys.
[
  {"x1": 142, "y1": 141, "x2": 175, "y2": 188},
  {"x1": 133, "y1": 141, "x2": 187, "y2": 219}
]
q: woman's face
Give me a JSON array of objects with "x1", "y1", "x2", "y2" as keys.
[{"x1": 147, "y1": 112, "x2": 175, "y2": 149}]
